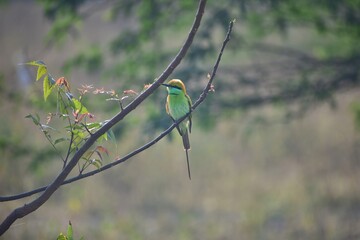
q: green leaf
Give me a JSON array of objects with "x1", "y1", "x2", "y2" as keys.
[
  {"x1": 71, "y1": 98, "x2": 88, "y2": 114},
  {"x1": 95, "y1": 150, "x2": 103, "y2": 161},
  {"x1": 67, "y1": 221, "x2": 74, "y2": 240},
  {"x1": 54, "y1": 138, "x2": 67, "y2": 145},
  {"x1": 41, "y1": 124, "x2": 56, "y2": 131},
  {"x1": 91, "y1": 159, "x2": 102, "y2": 169},
  {"x1": 25, "y1": 60, "x2": 46, "y2": 68},
  {"x1": 86, "y1": 122, "x2": 101, "y2": 128},
  {"x1": 37, "y1": 65, "x2": 47, "y2": 81},
  {"x1": 25, "y1": 114, "x2": 40, "y2": 126},
  {"x1": 107, "y1": 129, "x2": 116, "y2": 142},
  {"x1": 43, "y1": 74, "x2": 54, "y2": 101},
  {"x1": 25, "y1": 61, "x2": 47, "y2": 81},
  {"x1": 71, "y1": 129, "x2": 86, "y2": 149},
  {"x1": 98, "y1": 132, "x2": 108, "y2": 142},
  {"x1": 72, "y1": 129, "x2": 86, "y2": 139},
  {"x1": 86, "y1": 122, "x2": 101, "y2": 132},
  {"x1": 57, "y1": 233, "x2": 67, "y2": 240},
  {"x1": 58, "y1": 96, "x2": 67, "y2": 115}
]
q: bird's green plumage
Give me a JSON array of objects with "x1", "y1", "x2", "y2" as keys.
[
  {"x1": 166, "y1": 87, "x2": 192, "y2": 136},
  {"x1": 164, "y1": 79, "x2": 192, "y2": 179}
]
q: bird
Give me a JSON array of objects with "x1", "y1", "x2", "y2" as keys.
[{"x1": 162, "y1": 79, "x2": 193, "y2": 180}]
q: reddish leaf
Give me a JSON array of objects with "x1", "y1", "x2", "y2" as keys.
[
  {"x1": 143, "y1": 83, "x2": 152, "y2": 90},
  {"x1": 93, "y1": 88, "x2": 105, "y2": 94},
  {"x1": 96, "y1": 146, "x2": 109, "y2": 156},
  {"x1": 78, "y1": 84, "x2": 93, "y2": 95},
  {"x1": 43, "y1": 75, "x2": 54, "y2": 101},
  {"x1": 107, "y1": 89, "x2": 116, "y2": 96},
  {"x1": 55, "y1": 77, "x2": 71, "y2": 92},
  {"x1": 123, "y1": 89, "x2": 138, "y2": 95}
]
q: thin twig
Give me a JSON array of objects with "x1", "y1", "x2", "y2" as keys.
[
  {"x1": 81, "y1": 122, "x2": 93, "y2": 136},
  {"x1": 193, "y1": 19, "x2": 235, "y2": 109},
  {"x1": 63, "y1": 130, "x2": 74, "y2": 169},
  {"x1": 40, "y1": 124, "x2": 65, "y2": 163},
  {"x1": 0, "y1": 0, "x2": 207, "y2": 235},
  {"x1": 59, "y1": 90, "x2": 75, "y2": 168}
]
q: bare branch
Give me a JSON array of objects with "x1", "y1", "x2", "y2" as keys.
[
  {"x1": 0, "y1": 0, "x2": 207, "y2": 235},
  {"x1": 193, "y1": 19, "x2": 235, "y2": 110}
]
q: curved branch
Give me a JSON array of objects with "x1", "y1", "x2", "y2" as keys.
[
  {"x1": 0, "y1": 18, "x2": 234, "y2": 204},
  {"x1": 0, "y1": 0, "x2": 207, "y2": 235}
]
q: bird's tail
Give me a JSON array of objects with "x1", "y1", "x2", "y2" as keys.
[
  {"x1": 182, "y1": 131, "x2": 191, "y2": 180},
  {"x1": 182, "y1": 130, "x2": 190, "y2": 150},
  {"x1": 185, "y1": 149, "x2": 191, "y2": 180}
]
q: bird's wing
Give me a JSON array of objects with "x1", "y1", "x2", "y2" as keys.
[
  {"x1": 166, "y1": 95, "x2": 183, "y2": 136},
  {"x1": 165, "y1": 95, "x2": 170, "y2": 115},
  {"x1": 186, "y1": 94, "x2": 192, "y2": 133}
]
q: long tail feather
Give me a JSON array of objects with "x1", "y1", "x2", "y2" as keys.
[
  {"x1": 182, "y1": 131, "x2": 190, "y2": 150},
  {"x1": 185, "y1": 149, "x2": 191, "y2": 180},
  {"x1": 182, "y1": 131, "x2": 191, "y2": 180}
]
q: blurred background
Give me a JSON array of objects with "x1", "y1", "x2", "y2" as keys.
[{"x1": 1, "y1": 0, "x2": 360, "y2": 239}]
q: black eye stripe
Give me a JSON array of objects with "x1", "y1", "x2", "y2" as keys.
[{"x1": 162, "y1": 83, "x2": 182, "y2": 90}]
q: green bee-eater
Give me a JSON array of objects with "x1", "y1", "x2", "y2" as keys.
[{"x1": 162, "y1": 79, "x2": 192, "y2": 180}]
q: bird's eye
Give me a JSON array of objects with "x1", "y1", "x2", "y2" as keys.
[{"x1": 172, "y1": 86, "x2": 182, "y2": 90}]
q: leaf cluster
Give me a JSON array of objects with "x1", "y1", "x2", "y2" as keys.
[
  {"x1": 25, "y1": 61, "x2": 114, "y2": 173},
  {"x1": 57, "y1": 221, "x2": 84, "y2": 240}
]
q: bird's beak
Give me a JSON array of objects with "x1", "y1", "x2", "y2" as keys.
[{"x1": 161, "y1": 83, "x2": 172, "y2": 88}]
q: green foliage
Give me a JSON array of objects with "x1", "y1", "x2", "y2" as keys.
[
  {"x1": 71, "y1": 98, "x2": 88, "y2": 114},
  {"x1": 46, "y1": 13, "x2": 81, "y2": 44},
  {"x1": 25, "y1": 61, "x2": 55, "y2": 101},
  {"x1": 62, "y1": 45, "x2": 103, "y2": 74},
  {"x1": 32, "y1": 0, "x2": 360, "y2": 133},
  {"x1": 25, "y1": 113, "x2": 41, "y2": 126},
  {"x1": 57, "y1": 221, "x2": 83, "y2": 240},
  {"x1": 37, "y1": 0, "x2": 84, "y2": 44},
  {"x1": 25, "y1": 60, "x2": 115, "y2": 173}
]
